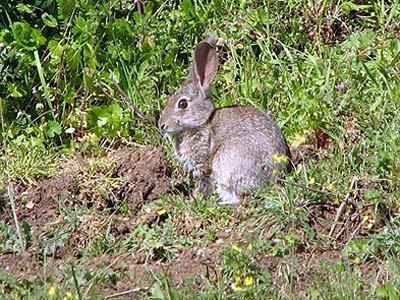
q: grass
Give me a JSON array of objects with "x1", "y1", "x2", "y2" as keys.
[{"x1": 1, "y1": 0, "x2": 400, "y2": 299}]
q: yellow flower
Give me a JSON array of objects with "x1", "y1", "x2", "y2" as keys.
[
  {"x1": 231, "y1": 244, "x2": 241, "y2": 253},
  {"x1": 157, "y1": 208, "x2": 167, "y2": 216},
  {"x1": 63, "y1": 292, "x2": 73, "y2": 300},
  {"x1": 326, "y1": 183, "x2": 336, "y2": 192},
  {"x1": 308, "y1": 177, "x2": 315, "y2": 185},
  {"x1": 48, "y1": 286, "x2": 57, "y2": 297},
  {"x1": 244, "y1": 276, "x2": 255, "y2": 286},
  {"x1": 247, "y1": 243, "x2": 253, "y2": 250},
  {"x1": 272, "y1": 153, "x2": 289, "y2": 164},
  {"x1": 291, "y1": 135, "x2": 307, "y2": 148},
  {"x1": 272, "y1": 169, "x2": 280, "y2": 176}
]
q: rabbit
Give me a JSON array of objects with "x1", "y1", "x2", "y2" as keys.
[{"x1": 159, "y1": 37, "x2": 292, "y2": 205}]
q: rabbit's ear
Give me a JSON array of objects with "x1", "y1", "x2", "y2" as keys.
[{"x1": 191, "y1": 37, "x2": 218, "y2": 93}]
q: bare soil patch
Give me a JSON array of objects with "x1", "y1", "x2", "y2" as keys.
[
  {"x1": 0, "y1": 146, "x2": 174, "y2": 260},
  {"x1": 12, "y1": 176, "x2": 78, "y2": 226},
  {"x1": 0, "y1": 145, "x2": 185, "y2": 296},
  {"x1": 2, "y1": 146, "x2": 172, "y2": 226},
  {"x1": 113, "y1": 146, "x2": 172, "y2": 211}
]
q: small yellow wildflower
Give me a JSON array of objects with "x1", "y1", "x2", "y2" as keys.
[
  {"x1": 364, "y1": 215, "x2": 375, "y2": 230},
  {"x1": 326, "y1": 183, "x2": 336, "y2": 192},
  {"x1": 291, "y1": 135, "x2": 307, "y2": 148},
  {"x1": 48, "y1": 286, "x2": 57, "y2": 297},
  {"x1": 232, "y1": 284, "x2": 245, "y2": 292},
  {"x1": 157, "y1": 208, "x2": 167, "y2": 215},
  {"x1": 231, "y1": 244, "x2": 241, "y2": 253},
  {"x1": 272, "y1": 169, "x2": 280, "y2": 176},
  {"x1": 63, "y1": 292, "x2": 73, "y2": 300},
  {"x1": 235, "y1": 275, "x2": 242, "y2": 283},
  {"x1": 247, "y1": 243, "x2": 253, "y2": 250},
  {"x1": 244, "y1": 276, "x2": 255, "y2": 286},
  {"x1": 272, "y1": 153, "x2": 289, "y2": 164},
  {"x1": 308, "y1": 177, "x2": 315, "y2": 185}
]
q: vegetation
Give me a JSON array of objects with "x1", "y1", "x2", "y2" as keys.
[{"x1": 1, "y1": 0, "x2": 400, "y2": 299}]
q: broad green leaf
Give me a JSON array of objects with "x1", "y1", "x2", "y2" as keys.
[
  {"x1": 48, "y1": 39, "x2": 64, "y2": 59},
  {"x1": 46, "y1": 120, "x2": 62, "y2": 138},
  {"x1": 12, "y1": 22, "x2": 46, "y2": 50},
  {"x1": 16, "y1": 4, "x2": 34, "y2": 14},
  {"x1": 42, "y1": 13, "x2": 58, "y2": 28}
]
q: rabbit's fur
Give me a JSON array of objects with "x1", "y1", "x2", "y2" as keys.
[{"x1": 159, "y1": 37, "x2": 292, "y2": 205}]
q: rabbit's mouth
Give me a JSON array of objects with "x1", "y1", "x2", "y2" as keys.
[
  {"x1": 160, "y1": 126, "x2": 182, "y2": 137},
  {"x1": 161, "y1": 125, "x2": 200, "y2": 139},
  {"x1": 162, "y1": 131, "x2": 173, "y2": 139},
  {"x1": 159, "y1": 119, "x2": 189, "y2": 136}
]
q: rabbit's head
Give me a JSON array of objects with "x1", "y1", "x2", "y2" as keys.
[{"x1": 159, "y1": 37, "x2": 218, "y2": 136}]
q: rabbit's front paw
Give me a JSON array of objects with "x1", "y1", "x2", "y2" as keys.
[{"x1": 193, "y1": 176, "x2": 213, "y2": 197}]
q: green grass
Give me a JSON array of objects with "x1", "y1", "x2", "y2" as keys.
[{"x1": 1, "y1": 0, "x2": 400, "y2": 299}]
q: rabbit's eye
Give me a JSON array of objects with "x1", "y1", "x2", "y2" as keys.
[{"x1": 178, "y1": 98, "x2": 188, "y2": 109}]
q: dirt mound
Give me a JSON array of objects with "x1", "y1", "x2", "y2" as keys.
[
  {"x1": 113, "y1": 146, "x2": 172, "y2": 211},
  {"x1": 13, "y1": 176, "x2": 79, "y2": 226},
  {"x1": 2, "y1": 146, "x2": 172, "y2": 223},
  {"x1": 0, "y1": 146, "x2": 174, "y2": 262}
]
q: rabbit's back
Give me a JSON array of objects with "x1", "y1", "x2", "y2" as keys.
[
  {"x1": 210, "y1": 106, "x2": 290, "y2": 160},
  {"x1": 208, "y1": 107, "x2": 291, "y2": 200}
]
